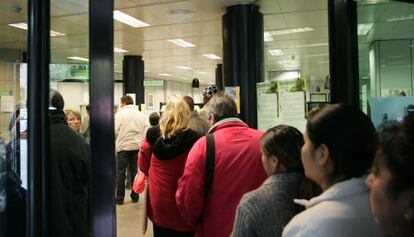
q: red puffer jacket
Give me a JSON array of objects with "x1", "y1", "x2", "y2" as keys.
[
  {"x1": 138, "y1": 126, "x2": 201, "y2": 231},
  {"x1": 176, "y1": 118, "x2": 268, "y2": 237}
]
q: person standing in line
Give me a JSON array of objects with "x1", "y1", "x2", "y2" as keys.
[
  {"x1": 366, "y1": 114, "x2": 414, "y2": 237},
  {"x1": 49, "y1": 90, "x2": 90, "y2": 237},
  {"x1": 183, "y1": 95, "x2": 210, "y2": 136},
  {"x1": 64, "y1": 109, "x2": 82, "y2": 133},
  {"x1": 282, "y1": 104, "x2": 386, "y2": 237},
  {"x1": 176, "y1": 92, "x2": 267, "y2": 237},
  {"x1": 138, "y1": 97, "x2": 201, "y2": 237},
  {"x1": 231, "y1": 125, "x2": 321, "y2": 237},
  {"x1": 115, "y1": 95, "x2": 148, "y2": 205}
]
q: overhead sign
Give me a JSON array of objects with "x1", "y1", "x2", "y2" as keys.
[{"x1": 144, "y1": 80, "x2": 164, "y2": 86}]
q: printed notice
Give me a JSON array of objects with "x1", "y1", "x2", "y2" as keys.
[
  {"x1": 257, "y1": 82, "x2": 279, "y2": 131},
  {"x1": 279, "y1": 92, "x2": 306, "y2": 132}
]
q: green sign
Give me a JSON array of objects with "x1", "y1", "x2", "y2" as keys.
[
  {"x1": 144, "y1": 80, "x2": 164, "y2": 86},
  {"x1": 0, "y1": 89, "x2": 12, "y2": 96}
]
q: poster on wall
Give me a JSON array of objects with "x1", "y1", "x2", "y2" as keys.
[
  {"x1": 224, "y1": 86, "x2": 240, "y2": 113},
  {"x1": 279, "y1": 91, "x2": 306, "y2": 132},
  {"x1": 146, "y1": 93, "x2": 154, "y2": 110},
  {"x1": 368, "y1": 96, "x2": 414, "y2": 128},
  {"x1": 257, "y1": 82, "x2": 279, "y2": 131}
]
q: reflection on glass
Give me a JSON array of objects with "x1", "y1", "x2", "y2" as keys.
[
  {"x1": 260, "y1": 3, "x2": 330, "y2": 132},
  {"x1": 48, "y1": 1, "x2": 90, "y2": 236},
  {"x1": 358, "y1": 1, "x2": 414, "y2": 125}
]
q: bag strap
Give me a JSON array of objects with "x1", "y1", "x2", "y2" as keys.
[
  {"x1": 200, "y1": 133, "x2": 215, "y2": 222},
  {"x1": 204, "y1": 133, "x2": 215, "y2": 198}
]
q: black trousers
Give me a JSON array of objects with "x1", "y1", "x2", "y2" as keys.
[
  {"x1": 116, "y1": 150, "x2": 138, "y2": 200},
  {"x1": 153, "y1": 224, "x2": 195, "y2": 237}
]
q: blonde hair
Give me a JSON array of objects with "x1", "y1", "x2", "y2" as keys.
[
  {"x1": 64, "y1": 109, "x2": 81, "y2": 120},
  {"x1": 160, "y1": 97, "x2": 191, "y2": 139}
]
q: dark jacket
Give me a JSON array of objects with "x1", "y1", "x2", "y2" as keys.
[
  {"x1": 139, "y1": 125, "x2": 200, "y2": 231},
  {"x1": 49, "y1": 110, "x2": 90, "y2": 237}
]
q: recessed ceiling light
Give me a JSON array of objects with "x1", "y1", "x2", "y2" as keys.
[
  {"x1": 357, "y1": 23, "x2": 373, "y2": 36},
  {"x1": 203, "y1": 54, "x2": 221, "y2": 60},
  {"x1": 167, "y1": 39, "x2": 195, "y2": 48},
  {"x1": 268, "y1": 27, "x2": 314, "y2": 36},
  {"x1": 264, "y1": 32, "x2": 274, "y2": 42},
  {"x1": 292, "y1": 43, "x2": 328, "y2": 48},
  {"x1": 305, "y1": 53, "x2": 329, "y2": 58},
  {"x1": 67, "y1": 56, "x2": 89, "y2": 62},
  {"x1": 113, "y1": 10, "x2": 150, "y2": 28},
  {"x1": 9, "y1": 22, "x2": 66, "y2": 37},
  {"x1": 159, "y1": 73, "x2": 172, "y2": 77},
  {"x1": 268, "y1": 49, "x2": 284, "y2": 56},
  {"x1": 50, "y1": 30, "x2": 66, "y2": 37},
  {"x1": 8, "y1": 22, "x2": 28, "y2": 30},
  {"x1": 168, "y1": 9, "x2": 194, "y2": 18},
  {"x1": 386, "y1": 14, "x2": 414, "y2": 22},
  {"x1": 114, "y1": 47, "x2": 129, "y2": 53},
  {"x1": 176, "y1": 66, "x2": 192, "y2": 70}
]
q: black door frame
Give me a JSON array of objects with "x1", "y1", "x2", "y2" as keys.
[{"x1": 27, "y1": 0, "x2": 116, "y2": 236}]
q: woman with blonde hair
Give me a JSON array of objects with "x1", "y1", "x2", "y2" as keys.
[
  {"x1": 64, "y1": 109, "x2": 81, "y2": 133},
  {"x1": 138, "y1": 97, "x2": 201, "y2": 237}
]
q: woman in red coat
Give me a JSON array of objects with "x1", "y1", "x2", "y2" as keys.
[{"x1": 139, "y1": 97, "x2": 201, "y2": 237}]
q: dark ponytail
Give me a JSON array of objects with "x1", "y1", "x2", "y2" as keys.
[{"x1": 260, "y1": 125, "x2": 321, "y2": 210}]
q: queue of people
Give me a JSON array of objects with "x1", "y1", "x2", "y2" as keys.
[{"x1": 46, "y1": 84, "x2": 413, "y2": 237}]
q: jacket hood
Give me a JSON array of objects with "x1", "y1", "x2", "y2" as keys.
[{"x1": 152, "y1": 128, "x2": 200, "y2": 160}]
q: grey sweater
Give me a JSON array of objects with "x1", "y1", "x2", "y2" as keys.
[{"x1": 231, "y1": 172, "x2": 303, "y2": 237}]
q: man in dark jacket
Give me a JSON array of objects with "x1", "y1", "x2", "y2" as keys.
[{"x1": 49, "y1": 90, "x2": 90, "y2": 237}]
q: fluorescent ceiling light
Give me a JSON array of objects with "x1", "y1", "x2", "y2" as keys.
[
  {"x1": 293, "y1": 43, "x2": 328, "y2": 48},
  {"x1": 8, "y1": 22, "x2": 28, "y2": 30},
  {"x1": 386, "y1": 14, "x2": 414, "y2": 22},
  {"x1": 144, "y1": 69, "x2": 149, "y2": 72},
  {"x1": 50, "y1": 30, "x2": 66, "y2": 37},
  {"x1": 167, "y1": 38, "x2": 195, "y2": 48},
  {"x1": 264, "y1": 32, "x2": 274, "y2": 42},
  {"x1": 198, "y1": 71, "x2": 209, "y2": 74},
  {"x1": 268, "y1": 49, "x2": 284, "y2": 56},
  {"x1": 203, "y1": 54, "x2": 221, "y2": 60},
  {"x1": 9, "y1": 22, "x2": 66, "y2": 37},
  {"x1": 305, "y1": 53, "x2": 329, "y2": 58},
  {"x1": 176, "y1": 66, "x2": 192, "y2": 70},
  {"x1": 180, "y1": 77, "x2": 190, "y2": 79},
  {"x1": 268, "y1": 27, "x2": 314, "y2": 36},
  {"x1": 159, "y1": 73, "x2": 172, "y2": 77},
  {"x1": 67, "y1": 56, "x2": 89, "y2": 62},
  {"x1": 114, "y1": 47, "x2": 129, "y2": 53},
  {"x1": 357, "y1": 23, "x2": 373, "y2": 36},
  {"x1": 113, "y1": 10, "x2": 150, "y2": 28}
]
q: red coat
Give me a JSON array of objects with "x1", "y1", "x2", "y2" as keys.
[
  {"x1": 176, "y1": 119, "x2": 268, "y2": 237},
  {"x1": 138, "y1": 126, "x2": 200, "y2": 231}
]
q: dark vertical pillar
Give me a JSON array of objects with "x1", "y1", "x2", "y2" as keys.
[
  {"x1": 89, "y1": 0, "x2": 116, "y2": 236},
  {"x1": 222, "y1": 4, "x2": 264, "y2": 129},
  {"x1": 328, "y1": 0, "x2": 359, "y2": 107},
  {"x1": 123, "y1": 55, "x2": 145, "y2": 105},
  {"x1": 27, "y1": 0, "x2": 50, "y2": 236},
  {"x1": 215, "y1": 64, "x2": 223, "y2": 90}
]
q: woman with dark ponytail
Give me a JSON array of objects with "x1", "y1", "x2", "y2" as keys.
[
  {"x1": 231, "y1": 125, "x2": 320, "y2": 237},
  {"x1": 366, "y1": 114, "x2": 414, "y2": 237}
]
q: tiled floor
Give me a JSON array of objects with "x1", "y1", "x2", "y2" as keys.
[{"x1": 116, "y1": 198, "x2": 154, "y2": 237}]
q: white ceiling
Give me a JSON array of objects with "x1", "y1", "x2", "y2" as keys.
[{"x1": 3, "y1": 0, "x2": 412, "y2": 84}]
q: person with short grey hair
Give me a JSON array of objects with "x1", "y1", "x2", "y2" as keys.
[
  {"x1": 203, "y1": 92, "x2": 238, "y2": 123},
  {"x1": 177, "y1": 92, "x2": 267, "y2": 237}
]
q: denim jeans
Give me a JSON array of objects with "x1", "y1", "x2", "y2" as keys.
[{"x1": 116, "y1": 150, "x2": 139, "y2": 201}]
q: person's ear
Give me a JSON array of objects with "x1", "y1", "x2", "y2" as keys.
[
  {"x1": 316, "y1": 144, "x2": 331, "y2": 168},
  {"x1": 270, "y1": 155, "x2": 279, "y2": 174},
  {"x1": 209, "y1": 114, "x2": 216, "y2": 125},
  {"x1": 404, "y1": 191, "x2": 414, "y2": 222}
]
